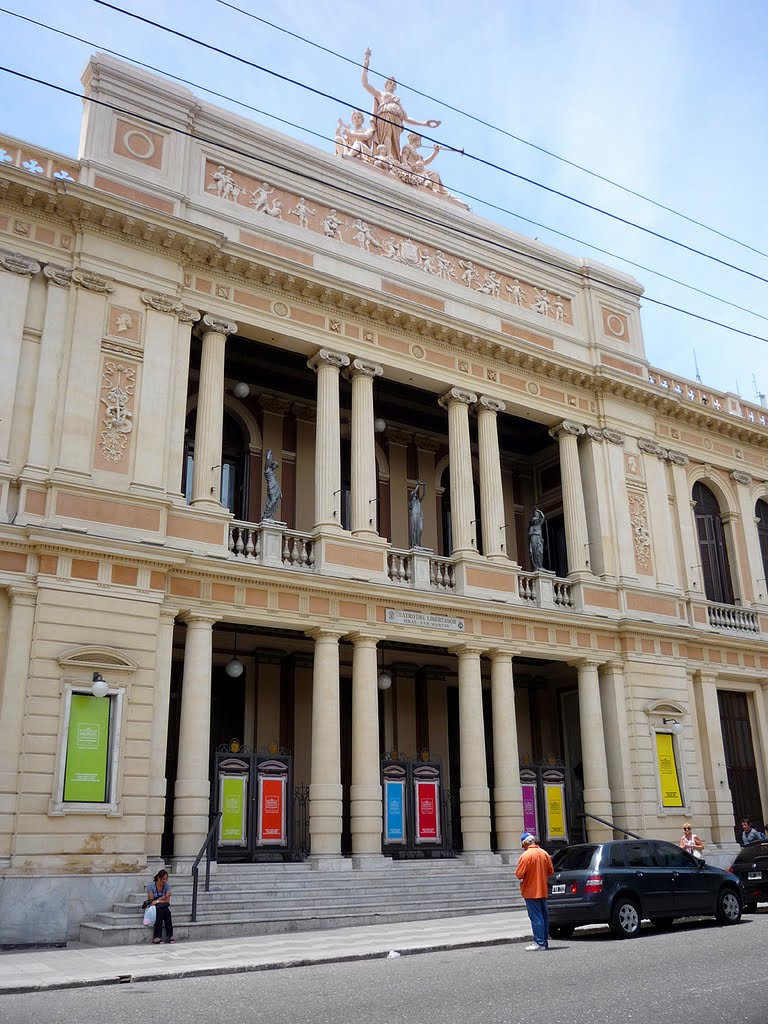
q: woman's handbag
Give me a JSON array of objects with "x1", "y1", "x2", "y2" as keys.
[{"x1": 143, "y1": 904, "x2": 156, "y2": 927}]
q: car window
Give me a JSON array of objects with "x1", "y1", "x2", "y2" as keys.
[
  {"x1": 734, "y1": 841, "x2": 768, "y2": 865},
  {"x1": 623, "y1": 842, "x2": 655, "y2": 868},
  {"x1": 552, "y1": 845, "x2": 598, "y2": 871},
  {"x1": 653, "y1": 841, "x2": 694, "y2": 868},
  {"x1": 608, "y1": 846, "x2": 626, "y2": 868}
]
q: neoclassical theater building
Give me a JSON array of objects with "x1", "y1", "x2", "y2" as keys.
[{"x1": 1, "y1": 54, "x2": 767, "y2": 943}]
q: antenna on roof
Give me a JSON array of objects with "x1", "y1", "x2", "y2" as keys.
[
  {"x1": 754, "y1": 374, "x2": 767, "y2": 408},
  {"x1": 693, "y1": 349, "x2": 702, "y2": 384}
]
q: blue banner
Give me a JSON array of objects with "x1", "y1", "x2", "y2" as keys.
[{"x1": 384, "y1": 779, "x2": 406, "y2": 843}]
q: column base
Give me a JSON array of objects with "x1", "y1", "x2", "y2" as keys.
[
  {"x1": 497, "y1": 850, "x2": 522, "y2": 866},
  {"x1": 460, "y1": 850, "x2": 502, "y2": 866},
  {"x1": 307, "y1": 855, "x2": 353, "y2": 872},
  {"x1": 351, "y1": 853, "x2": 391, "y2": 871},
  {"x1": 170, "y1": 856, "x2": 218, "y2": 877}
]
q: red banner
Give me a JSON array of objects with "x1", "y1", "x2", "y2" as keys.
[
  {"x1": 415, "y1": 780, "x2": 440, "y2": 843},
  {"x1": 259, "y1": 776, "x2": 285, "y2": 843}
]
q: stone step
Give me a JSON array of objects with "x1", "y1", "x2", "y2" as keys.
[{"x1": 80, "y1": 904, "x2": 525, "y2": 947}]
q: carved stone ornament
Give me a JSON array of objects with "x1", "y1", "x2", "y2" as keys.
[
  {"x1": 730, "y1": 470, "x2": 752, "y2": 485},
  {"x1": 350, "y1": 358, "x2": 384, "y2": 379},
  {"x1": 586, "y1": 426, "x2": 604, "y2": 442},
  {"x1": 99, "y1": 360, "x2": 136, "y2": 463},
  {"x1": 199, "y1": 313, "x2": 238, "y2": 337},
  {"x1": 141, "y1": 291, "x2": 183, "y2": 314},
  {"x1": 308, "y1": 349, "x2": 350, "y2": 372},
  {"x1": 666, "y1": 449, "x2": 689, "y2": 466},
  {"x1": 0, "y1": 251, "x2": 41, "y2": 276},
  {"x1": 637, "y1": 437, "x2": 668, "y2": 458},
  {"x1": 602, "y1": 428, "x2": 626, "y2": 446},
  {"x1": 628, "y1": 490, "x2": 652, "y2": 572},
  {"x1": 439, "y1": 387, "x2": 477, "y2": 409},
  {"x1": 177, "y1": 306, "x2": 201, "y2": 324},
  {"x1": 478, "y1": 395, "x2": 506, "y2": 414},
  {"x1": 43, "y1": 264, "x2": 73, "y2": 288},
  {"x1": 551, "y1": 420, "x2": 585, "y2": 440},
  {"x1": 71, "y1": 268, "x2": 115, "y2": 293}
]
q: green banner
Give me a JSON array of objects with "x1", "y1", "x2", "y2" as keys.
[
  {"x1": 63, "y1": 694, "x2": 111, "y2": 802},
  {"x1": 220, "y1": 775, "x2": 247, "y2": 844}
]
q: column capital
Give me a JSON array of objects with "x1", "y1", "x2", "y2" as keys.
[
  {"x1": 602, "y1": 428, "x2": 625, "y2": 446},
  {"x1": 305, "y1": 627, "x2": 345, "y2": 642},
  {"x1": 666, "y1": 449, "x2": 689, "y2": 466},
  {"x1": 43, "y1": 264, "x2": 73, "y2": 288},
  {"x1": 439, "y1": 386, "x2": 477, "y2": 410},
  {"x1": 0, "y1": 251, "x2": 42, "y2": 276},
  {"x1": 346, "y1": 631, "x2": 383, "y2": 646},
  {"x1": 178, "y1": 610, "x2": 218, "y2": 626},
  {"x1": 308, "y1": 348, "x2": 350, "y2": 373},
  {"x1": 487, "y1": 647, "x2": 521, "y2": 660},
  {"x1": 71, "y1": 268, "x2": 114, "y2": 293},
  {"x1": 477, "y1": 395, "x2": 506, "y2": 414},
  {"x1": 550, "y1": 420, "x2": 585, "y2": 441},
  {"x1": 6, "y1": 586, "x2": 37, "y2": 608},
  {"x1": 158, "y1": 605, "x2": 181, "y2": 623},
  {"x1": 586, "y1": 426, "x2": 604, "y2": 442},
  {"x1": 450, "y1": 643, "x2": 486, "y2": 658},
  {"x1": 198, "y1": 313, "x2": 238, "y2": 337},
  {"x1": 693, "y1": 669, "x2": 718, "y2": 685},
  {"x1": 638, "y1": 437, "x2": 668, "y2": 459},
  {"x1": 141, "y1": 291, "x2": 201, "y2": 324},
  {"x1": 730, "y1": 469, "x2": 752, "y2": 486},
  {"x1": 178, "y1": 305, "x2": 202, "y2": 324},
  {"x1": 570, "y1": 657, "x2": 605, "y2": 670},
  {"x1": 348, "y1": 358, "x2": 383, "y2": 380}
]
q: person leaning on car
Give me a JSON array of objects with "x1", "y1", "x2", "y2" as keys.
[
  {"x1": 515, "y1": 832, "x2": 555, "y2": 951},
  {"x1": 740, "y1": 818, "x2": 764, "y2": 845}
]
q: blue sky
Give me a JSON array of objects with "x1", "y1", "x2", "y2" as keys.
[{"x1": 1, "y1": 0, "x2": 766, "y2": 398}]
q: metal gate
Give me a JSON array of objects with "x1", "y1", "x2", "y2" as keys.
[
  {"x1": 381, "y1": 753, "x2": 454, "y2": 858},
  {"x1": 520, "y1": 758, "x2": 571, "y2": 851}
]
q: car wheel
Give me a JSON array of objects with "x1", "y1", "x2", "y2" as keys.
[
  {"x1": 650, "y1": 917, "x2": 674, "y2": 930},
  {"x1": 609, "y1": 897, "x2": 641, "y2": 938},
  {"x1": 743, "y1": 902, "x2": 758, "y2": 915},
  {"x1": 548, "y1": 924, "x2": 575, "y2": 940},
  {"x1": 715, "y1": 888, "x2": 742, "y2": 925}
]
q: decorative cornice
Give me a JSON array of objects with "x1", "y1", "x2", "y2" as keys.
[
  {"x1": 0, "y1": 251, "x2": 41, "y2": 276},
  {"x1": 71, "y1": 268, "x2": 114, "y2": 293},
  {"x1": 42, "y1": 264, "x2": 73, "y2": 287}
]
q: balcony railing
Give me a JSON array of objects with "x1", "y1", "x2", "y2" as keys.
[
  {"x1": 387, "y1": 550, "x2": 411, "y2": 585},
  {"x1": 429, "y1": 556, "x2": 456, "y2": 592},
  {"x1": 707, "y1": 601, "x2": 759, "y2": 634},
  {"x1": 386, "y1": 549, "x2": 456, "y2": 592},
  {"x1": 517, "y1": 571, "x2": 574, "y2": 610},
  {"x1": 228, "y1": 522, "x2": 314, "y2": 570}
]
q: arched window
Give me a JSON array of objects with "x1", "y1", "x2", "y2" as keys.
[
  {"x1": 756, "y1": 498, "x2": 768, "y2": 596},
  {"x1": 693, "y1": 482, "x2": 734, "y2": 604}
]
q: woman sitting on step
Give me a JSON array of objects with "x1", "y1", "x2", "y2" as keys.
[{"x1": 146, "y1": 869, "x2": 175, "y2": 944}]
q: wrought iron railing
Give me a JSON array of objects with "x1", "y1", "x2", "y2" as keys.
[
  {"x1": 707, "y1": 602, "x2": 759, "y2": 633},
  {"x1": 292, "y1": 784, "x2": 310, "y2": 861},
  {"x1": 190, "y1": 811, "x2": 222, "y2": 923}
]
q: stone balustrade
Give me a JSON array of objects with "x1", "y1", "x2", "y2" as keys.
[{"x1": 707, "y1": 601, "x2": 759, "y2": 634}]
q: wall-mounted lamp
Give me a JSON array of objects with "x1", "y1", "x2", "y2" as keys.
[
  {"x1": 373, "y1": 417, "x2": 387, "y2": 434},
  {"x1": 91, "y1": 671, "x2": 109, "y2": 698},
  {"x1": 377, "y1": 670, "x2": 393, "y2": 691},
  {"x1": 232, "y1": 381, "x2": 250, "y2": 399},
  {"x1": 662, "y1": 717, "x2": 683, "y2": 735},
  {"x1": 225, "y1": 631, "x2": 244, "y2": 678}
]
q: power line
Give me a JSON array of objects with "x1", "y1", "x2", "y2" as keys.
[
  {"x1": 2, "y1": 62, "x2": 768, "y2": 349},
  {"x1": 86, "y1": 0, "x2": 768, "y2": 289},
  {"x1": 3, "y1": 5, "x2": 765, "y2": 327},
  {"x1": 213, "y1": 0, "x2": 768, "y2": 264}
]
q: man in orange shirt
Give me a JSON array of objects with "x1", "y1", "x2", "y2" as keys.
[{"x1": 515, "y1": 832, "x2": 555, "y2": 950}]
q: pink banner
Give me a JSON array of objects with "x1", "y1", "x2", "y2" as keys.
[{"x1": 522, "y1": 783, "x2": 538, "y2": 835}]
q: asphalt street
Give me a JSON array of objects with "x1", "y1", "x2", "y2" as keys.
[{"x1": 1, "y1": 912, "x2": 766, "y2": 1024}]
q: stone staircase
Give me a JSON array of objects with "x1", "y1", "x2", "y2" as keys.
[{"x1": 79, "y1": 860, "x2": 526, "y2": 946}]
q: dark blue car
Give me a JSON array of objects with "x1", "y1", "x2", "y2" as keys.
[{"x1": 547, "y1": 839, "x2": 743, "y2": 939}]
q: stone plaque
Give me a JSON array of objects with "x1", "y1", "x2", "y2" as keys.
[{"x1": 385, "y1": 608, "x2": 465, "y2": 632}]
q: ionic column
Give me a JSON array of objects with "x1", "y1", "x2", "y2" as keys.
[
  {"x1": 166, "y1": 307, "x2": 200, "y2": 496},
  {"x1": 146, "y1": 607, "x2": 178, "y2": 866},
  {"x1": 172, "y1": 613, "x2": 216, "y2": 865},
  {"x1": 0, "y1": 254, "x2": 41, "y2": 486},
  {"x1": 308, "y1": 349, "x2": 350, "y2": 531},
  {"x1": 453, "y1": 645, "x2": 492, "y2": 855},
  {"x1": 439, "y1": 388, "x2": 478, "y2": 555},
  {"x1": 550, "y1": 421, "x2": 590, "y2": 574},
  {"x1": 190, "y1": 314, "x2": 237, "y2": 510},
  {"x1": 477, "y1": 396, "x2": 507, "y2": 560},
  {"x1": 349, "y1": 633, "x2": 384, "y2": 862},
  {"x1": 489, "y1": 650, "x2": 523, "y2": 856},
  {"x1": 692, "y1": 671, "x2": 738, "y2": 844},
  {"x1": 574, "y1": 659, "x2": 613, "y2": 841},
  {"x1": 307, "y1": 629, "x2": 345, "y2": 862},
  {"x1": 0, "y1": 588, "x2": 36, "y2": 866},
  {"x1": 349, "y1": 359, "x2": 383, "y2": 537}
]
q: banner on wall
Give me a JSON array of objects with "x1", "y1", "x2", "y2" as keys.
[
  {"x1": 544, "y1": 783, "x2": 567, "y2": 841},
  {"x1": 522, "y1": 784, "x2": 538, "y2": 836},
  {"x1": 63, "y1": 694, "x2": 110, "y2": 803},
  {"x1": 384, "y1": 778, "x2": 406, "y2": 843},
  {"x1": 258, "y1": 775, "x2": 287, "y2": 845},
  {"x1": 219, "y1": 775, "x2": 247, "y2": 846},
  {"x1": 414, "y1": 780, "x2": 441, "y2": 843},
  {"x1": 655, "y1": 732, "x2": 684, "y2": 807}
]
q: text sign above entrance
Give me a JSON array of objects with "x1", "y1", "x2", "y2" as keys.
[{"x1": 385, "y1": 608, "x2": 465, "y2": 631}]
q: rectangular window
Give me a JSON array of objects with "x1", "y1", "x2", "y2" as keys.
[
  {"x1": 63, "y1": 694, "x2": 112, "y2": 802},
  {"x1": 655, "y1": 731, "x2": 684, "y2": 809}
]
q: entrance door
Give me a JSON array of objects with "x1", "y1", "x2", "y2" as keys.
[
  {"x1": 215, "y1": 751, "x2": 294, "y2": 862},
  {"x1": 718, "y1": 690, "x2": 764, "y2": 835}
]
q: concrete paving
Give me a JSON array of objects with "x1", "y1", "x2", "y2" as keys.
[{"x1": 0, "y1": 910, "x2": 533, "y2": 994}]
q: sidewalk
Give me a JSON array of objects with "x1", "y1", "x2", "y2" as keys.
[{"x1": 0, "y1": 911, "x2": 533, "y2": 994}]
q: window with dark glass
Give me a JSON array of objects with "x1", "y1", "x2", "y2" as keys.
[{"x1": 693, "y1": 482, "x2": 734, "y2": 604}]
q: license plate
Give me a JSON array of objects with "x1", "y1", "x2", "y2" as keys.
[
  {"x1": 748, "y1": 871, "x2": 762, "y2": 880},
  {"x1": 551, "y1": 884, "x2": 566, "y2": 894}
]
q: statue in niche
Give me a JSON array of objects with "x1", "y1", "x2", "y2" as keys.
[
  {"x1": 360, "y1": 49, "x2": 441, "y2": 164},
  {"x1": 408, "y1": 480, "x2": 427, "y2": 549},
  {"x1": 528, "y1": 508, "x2": 546, "y2": 571},
  {"x1": 262, "y1": 449, "x2": 283, "y2": 520}
]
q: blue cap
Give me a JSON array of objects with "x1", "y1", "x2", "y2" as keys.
[{"x1": 521, "y1": 832, "x2": 536, "y2": 845}]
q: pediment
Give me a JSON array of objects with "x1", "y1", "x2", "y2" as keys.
[{"x1": 57, "y1": 645, "x2": 139, "y2": 673}]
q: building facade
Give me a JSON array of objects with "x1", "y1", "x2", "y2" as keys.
[{"x1": 1, "y1": 54, "x2": 767, "y2": 944}]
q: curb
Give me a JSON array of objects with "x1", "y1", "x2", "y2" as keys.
[{"x1": 0, "y1": 934, "x2": 529, "y2": 995}]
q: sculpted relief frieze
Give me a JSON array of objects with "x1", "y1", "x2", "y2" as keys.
[{"x1": 203, "y1": 159, "x2": 573, "y2": 326}]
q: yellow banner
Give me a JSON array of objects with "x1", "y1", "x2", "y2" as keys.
[
  {"x1": 545, "y1": 783, "x2": 566, "y2": 839},
  {"x1": 656, "y1": 732, "x2": 683, "y2": 807}
]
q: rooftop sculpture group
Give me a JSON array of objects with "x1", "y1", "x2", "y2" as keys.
[{"x1": 335, "y1": 49, "x2": 458, "y2": 201}]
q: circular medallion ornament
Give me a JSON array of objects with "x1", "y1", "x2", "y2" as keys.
[
  {"x1": 122, "y1": 130, "x2": 156, "y2": 161},
  {"x1": 703, "y1": 438, "x2": 713, "y2": 450},
  {"x1": 526, "y1": 381, "x2": 540, "y2": 396},
  {"x1": 410, "y1": 344, "x2": 425, "y2": 360},
  {"x1": 606, "y1": 314, "x2": 626, "y2": 337},
  {"x1": 272, "y1": 301, "x2": 289, "y2": 317}
]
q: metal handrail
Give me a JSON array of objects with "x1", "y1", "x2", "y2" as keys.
[
  {"x1": 580, "y1": 812, "x2": 643, "y2": 840},
  {"x1": 190, "y1": 812, "x2": 222, "y2": 923}
]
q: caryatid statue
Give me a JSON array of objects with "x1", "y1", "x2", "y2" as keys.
[
  {"x1": 528, "y1": 508, "x2": 546, "y2": 572},
  {"x1": 408, "y1": 480, "x2": 427, "y2": 549},
  {"x1": 262, "y1": 448, "x2": 283, "y2": 521},
  {"x1": 361, "y1": 48, "x2": 441, "y2": 164}
]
